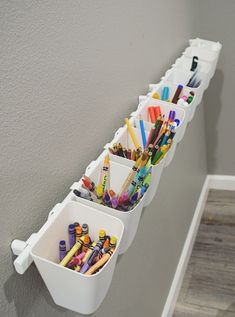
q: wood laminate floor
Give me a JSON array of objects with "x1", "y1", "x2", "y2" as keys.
[{"x1": 173, "y1": 189, "x2": 235, "y2": 317}]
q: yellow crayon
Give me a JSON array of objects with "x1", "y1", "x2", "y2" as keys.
[
  {"x1": 82, "y1": 241, "x2": 97, "y2": 264},
  {"x1": 125, "y1": 118, "x2": 139, "y2": 149},
  {"x1": 59, "y1": 236, "x2": 85, "y2": 267},
  {"x1": 74, "y1": 265, "x2": 81, "y2": 272},
  {"x1": 85, "y1": 248, "x2": 115, "y2": 275}
]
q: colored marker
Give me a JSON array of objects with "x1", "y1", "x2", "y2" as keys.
[
  {"x1": 162, "y1": 86, "x2": 169, "y2": 101},
  {"x1": 172, "y1": 84, "x2": 183, "y2": 104}
]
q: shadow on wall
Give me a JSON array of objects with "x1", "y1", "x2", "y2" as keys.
[
  {"x1": 203, "y1": 69, "x2": 224, "y2": 173},
  {"x1": 4, "y1": 263, "x2": 65, "y2": 317}
]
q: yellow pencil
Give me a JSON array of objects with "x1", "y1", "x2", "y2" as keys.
[{"x1": 125, "y1": 118, "x2": 139, "y2": 149}]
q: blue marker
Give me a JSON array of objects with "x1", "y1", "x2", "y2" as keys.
[
  {"x1": 161, "y1": 86, "x2": 169, "y2": 101},
  {"x1": 139, "y1": 119, "x2": 147, "y2": 149}
]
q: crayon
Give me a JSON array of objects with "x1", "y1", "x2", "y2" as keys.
[
  {"x1": 59, "y1": 236, "x2": 85, "y2": 267},
  {"x1": 172, "y1": 84, "x2": 183, "y2": 104},
  {"x1": 111, "y1": 196, "x2": 119, "y2": 209},
  {"x1": 76, "y1": 225, "x2": 83, "y2": 242},
  {"x1": 80, "y1": 241, "x2": 103, "y2": 274},
  {"x1": 82, "y1": 223, "x2": 89, "y2": 236},
  {"x1": 67, "y1": 251, "x2": 86, "y2": 268},
  {"x1": 82, "y1": 241, "x2": 96, "y2": 264},
  {"x1": 109, "y1": 236, "x2": 118, "y2": 248},
  {"x1": 82, "y1": 235, "x2": 90, "y2": 253},
  {"x1": 59, "y1": 240, "x2": 67, "y2": 261},
  {"x1": 125, "y1": 118, "x2": 139, "y2": 149},
  {"x1": 85, "y1": 248, "x2": 115, "y2": 275},
  {"x1": 68, "y1": 224, "x2": 75, "y2": 249},
  {"x1": 99, "y1": 229, "x2": 106, "y2": 244}
]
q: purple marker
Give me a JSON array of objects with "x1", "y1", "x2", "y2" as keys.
[
  {"x1": 59, "y1": 240, "x2": 67, "y2": 261},
  {"x1": 68, "y1": 224, "x2": 75, "y2": 249},
  {"x1": 129, "y1": 192, "x2": 139, "y2": 206},
  {"x1": 80, "y1": 241, "x2": 103, "y2": 274}
]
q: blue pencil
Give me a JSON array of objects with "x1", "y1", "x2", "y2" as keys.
[{"x1": 139, "y1": 119, "x2": 147, "y2": 149}]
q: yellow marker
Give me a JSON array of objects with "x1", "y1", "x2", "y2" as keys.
[
  {"x1": 125, "y1": 118, "x2": 139, "y2": 149},
  {"x1": 59, "y1": 236, "x2": 85, "y2": 267},
  {"x1": 152, "y1": 92, "x2": 160, "y2": 99}
]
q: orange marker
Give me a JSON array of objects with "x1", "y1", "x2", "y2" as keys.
[{"x1": 148, "y1": 107, "x2": 156, "y2": 123}]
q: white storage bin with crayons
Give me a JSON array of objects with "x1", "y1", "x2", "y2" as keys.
[
  {"x1": 64, "y1": 149, "x2": 148, "y2": 254},
  {"x1": 103, "y1": 119, "x2": 167, "y2": 206},
  {"x1": 183, "y1": 46, "x2": 219, "y2": 78},
  {"x1": 173, "y1": 55, "x2": 212, "y2": 89},
  {"x1": 30, "y1": 201, "x2": 124, "y2": 315},
  {"x1": 148, "y1": 81, "x2": 196, "y2": 122}
]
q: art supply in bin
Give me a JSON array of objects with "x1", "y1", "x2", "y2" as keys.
[
  {"x1": 59, "y1": 223, "x2": 118, "y2": 276},
  {"x1": 152, "y1": 84, "x2": 194, "y2": 105},
  {"x1": 109, "y1": 115, "x2": 177, "y2": 166},
  {"x1": 74, "y1": 152, "x2": 152, "y2": 212}
]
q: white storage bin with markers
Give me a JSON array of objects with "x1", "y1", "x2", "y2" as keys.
[
  {"x1": 31, "y1": 201, "x2": 124, "y2": 315},
  {"x1": 183, "y1": 46, "x2": 219, "y2": 78},
  {"x1": 161, "y1": 63, "x2": 206, "y2": 105},
  {"x1": 130, "y1": 98, "x2": 186, "y2": 169},
  {"x1": 173, "y1": 55, "x2": 212, "y2": 89},
  {"x1": 103, "y1": 118, "x2": 168, "y2": 206},
  {"x1": 63, "y1": 149, "x2": 147, "y2": 254},
  {"x1": 148, "y1": 81, "x2": 197, "y2": 122}
]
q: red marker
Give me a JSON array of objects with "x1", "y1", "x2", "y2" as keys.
[{"x1": 82, "y1": 177, "x2": 95, "y2": 192}]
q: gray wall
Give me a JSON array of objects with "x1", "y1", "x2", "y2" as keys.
[
  {"x1": 193, "y1": 0, "x2": 235, "y2": 174},
  {"x1": 1, "y1": 1, "x2": 208, "y2": 316}
]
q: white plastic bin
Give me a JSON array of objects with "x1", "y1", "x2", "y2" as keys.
[
  {"x1": 183, "y1": 46, "x2": 219, "y2": 78},
  {"x1": 173, "y1": 55, "x2": 212, "y2": 89},
  {"x1": 31, "y1": 201, "x2": 124, "y2": 315},
  {"x1": 65, "y1": 150, "x2": 146, "y2": 255},
  {"x1": 148, "y1": 81, "x2": 197, "y2": 122},
  {"x1": 189, "y1": 38, "x2": 222, "y2": 54},
  {"x1": 131, "y1": 97, "x2": 186, "y2": 143},
  {"x1": 162, "y1": 67, "x2": 205, "y2": 105},
  {"x1": 104, "y1": 123, "x2": 166, "y2": 207}
]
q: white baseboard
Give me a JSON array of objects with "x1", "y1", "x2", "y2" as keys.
[
  {"x1": 207, "y1": 174, "x2": 235, "y2": 191},
  {"x1": 161, "y1": 174, "x2": 235, "y2": 317}
]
